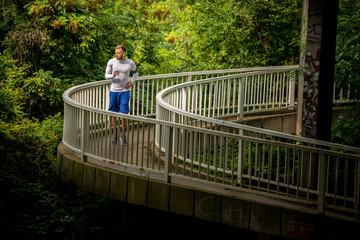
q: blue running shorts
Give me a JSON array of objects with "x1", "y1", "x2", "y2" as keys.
[{"x1": 108, "y1": 91, "x2": 130, "y2": 113}]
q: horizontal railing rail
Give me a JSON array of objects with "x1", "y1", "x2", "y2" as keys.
[{"x1": 62, "y1": 65, "x2": 359, "y2": 217}]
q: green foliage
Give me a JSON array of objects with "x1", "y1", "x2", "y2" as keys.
[
  {"x1": 1, "y1": 0, "x2": 303, "y2": 76},
  {"x1": 332, "y1": 0, "x2": 360, "y2": 147},
  {"x1": 331, "y1": 106, "x2": 360, "y2": 147},
  {"x1": 160, "y1": 0, "x2": 302, "y2": 71},
  {"x1": 0, "y1": 89, "x2": 17, "y2": 121},
  {"x1": 23, "y1": 69, "x2": 64, "y2": 118},
  {"x1": 0, "y1": 53, "x2": 64, "y2": 119},
  {"x1": 0, "y1": 114, "x2": 63, "y2": 177},
  {"x1": 335, "y1": 0, "x2": 360, "y2": 101}
]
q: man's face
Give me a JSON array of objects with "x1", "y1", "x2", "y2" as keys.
[{"x1": 115, "y1": 49, "x2": 125, "y2": 60}]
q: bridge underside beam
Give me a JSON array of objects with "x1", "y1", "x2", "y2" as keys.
[{"x1": 297, "y1": 0, "x2": 339, "y2": 141}]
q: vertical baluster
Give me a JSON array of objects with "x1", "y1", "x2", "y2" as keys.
[
  {"x1": 152, "y1": 123, "x2": 156, "y2": 170},
  {"x1": 256, "y1": 74, "x2": 260, "y2": 110},
  {"x1": 145, "y1": 80, "x2": 149, "y2": 115},
  {"x1": 111, "y1": 116, "x2": 116, "y2": 161},
  {"x1": 307, "y1": 153, "x2": 312, "y2": 201},
  {"x1": 286, "y1": 148, "x2": 290, "y2": 196},
  {"x1": 248, "y1": 141, "x2": 252, "y2": 189},
  {"x1": 103, "y1": 114, "x2": 108, "y2": 159},
  {"x1": 268, "y1": 145, "x2": 273, "y2": 193},
  {"x1": 276, "y1": 146, "x2": 280, "y2": 195},
  {"x1": 355, "y1": 159, "x2": 360, "y2": 212},
  {"x1": 199, "y1": 83, "x2": 203, "y2": 116},
  {"x1": 232, "y1": 78, "x2": 236, "y2": 115},
  {"x1": 204, "y1": 84, "x2": 208, "y2": 117},
  {"x1": 164, "y1": 126, "x2": 173, "y2": 183},
  {"x1": 264, "y1": 73, "x2": 268, "y2": 109},
  {"x1": 244, "y1": 76, "x2": 249, "y2": 112},
  {"x1": 214, "y1": 134, "x2": 218, "y2": 183},
  {"x1": 250, "y1": 75, "x2": 254, "y2": 111},
  {"x1": 158, "y1": 124, "x2": 162, "y2": 171},
  {"x1": 344, "y1": 158, "x2": 349, "y2": 207},
  {"x1": 254, "y1": 142, "x2": 259, "y2": 187},
  {"x1": 213, "y1": 81, "x2": 218, "y2": 117},
  {"x1": 182, "y1": 127, "x2": 187, "y2": 176},
  {"x1": 269, "y1": 73, "x2": 274, "y2": 108},
  {"x1": 280, "y1": 72, "x2": 284, "y2": 106},
  {"x1": 223, "y1": 136, "x2": 229, "y2": 184},
  {"x1": 292, "y1": 149, "x2": 296, "y2": 187},
  {"x1": 286, "y1": 72, "x2": 290, "y2": 107},
  {"x1": 231, "y1": 136, "x2": 236, "y2": 186},
  {"x1": 207, "y1": 134, "x2": 212, "y2": 181},
  {"x1": 318, "y1": 153, "x2": 326, "y2": 214},
  {"x1": 238, "y1": 132, "x2": 244, "y2": 187},
  {"x1": 141, "y1": 121, "x2": 145, "y2": 167},
  {"x1": 208, "y1": 83, "x2": 213, "y2": 118}
]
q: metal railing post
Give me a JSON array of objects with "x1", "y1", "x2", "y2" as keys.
[
  {"x1": 356, "y1": 158, "x2": 360, "y2": 212},
  {"x1": 289, "y1": 71, "x2": 296, "y2": 107},
  {"x1": 164, "y1": 126, "x2": 174, "y2": 183},
  {"x1": 238, "y1": 77, "x2": 245, "y2": 120},
  {"x1": 317, "y1": 153, "x2": 326, "y2": 214},
  {"x1": 187, "y1": 75, "x2": 192, "y2": 82},
  {"x1": 238, "y1": 129, "x2": 244, "y2": 187},
  {"x1": 80, "y1": 109, "x2": 89, "y2": 162}
]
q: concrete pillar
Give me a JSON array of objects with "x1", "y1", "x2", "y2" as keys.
[{"x1": 296, "y1": 0, "x2": 339, "y2": 141}]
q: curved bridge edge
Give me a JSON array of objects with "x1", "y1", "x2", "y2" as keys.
[{"x1": 56, "y1": 142, "x2": 359, "y2": 238}]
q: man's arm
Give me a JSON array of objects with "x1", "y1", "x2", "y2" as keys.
[
  {"x1": 105, "y1": 59, "x2": 114, "y2": 79},
  {"x1": 125, "y1": 63, "x2": 139, "y2": 90},
  {"x1": 130, "y1": 62, "x2": 139, "y2": 83}
]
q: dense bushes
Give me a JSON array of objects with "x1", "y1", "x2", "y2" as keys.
[{"x1": 332, "y1": 0, "x2": 360, "y2": 147}]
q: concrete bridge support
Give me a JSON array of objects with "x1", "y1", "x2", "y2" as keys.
[{"x1": 297, "y1": 0, "x2": 339, "y2": 141}]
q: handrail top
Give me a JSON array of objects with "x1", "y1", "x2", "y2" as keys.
[
  {"x1": 155, "y1": 69, "x2": 295, "y2": 94},
  {"x1": 134, "y1": 65, "x2": 299, "y2": 80},
  {"x1": 63, "y1": 65, "x2": 299, "y2": 99}
]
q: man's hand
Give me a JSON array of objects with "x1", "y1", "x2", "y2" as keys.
[
  {"x1": 113, "y1": 70, "x2": 119, "y2": 77},
  {"x1": 125, "y1": 81, "x2": 133, "y2": 90}
]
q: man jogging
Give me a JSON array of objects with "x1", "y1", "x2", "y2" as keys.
[{"x1": 105, "y1": 45, "x2": 139, "y2": 144}]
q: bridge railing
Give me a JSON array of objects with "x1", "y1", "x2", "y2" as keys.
[
  {"x1": 130, "y1": 66, "x2": 299, "y2": 117},
  {"x1": 62, "y1": 65, "x2": 359, "y2": 217},
  {"x1": 68, "y1": 65, "x2": 351, "y2": 119},
  {"x1": 156, "y1": 67, "x2": 360, "y2": 215},
  {"x1": 67, "y1": 66, "x2": 293, "y2": 117},
  {"x1": 155, "y1": 68, "x2": 297, "y2": 123}
]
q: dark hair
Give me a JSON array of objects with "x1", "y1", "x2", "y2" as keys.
[{"x1": 116, "y1": 45, "x2": 126, "y2": 52}]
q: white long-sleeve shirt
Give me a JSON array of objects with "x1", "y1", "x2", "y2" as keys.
[{"x1": 105, "y1": 57, "x2": 139, "y2": 92}]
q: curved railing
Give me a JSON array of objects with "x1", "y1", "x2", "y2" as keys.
[
  {"x1": 156, "y1": 67, "x2": 360, "y2": 214},
  {"x1": 62, "y1": 65, "x2": 359, "y2": 216}
]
